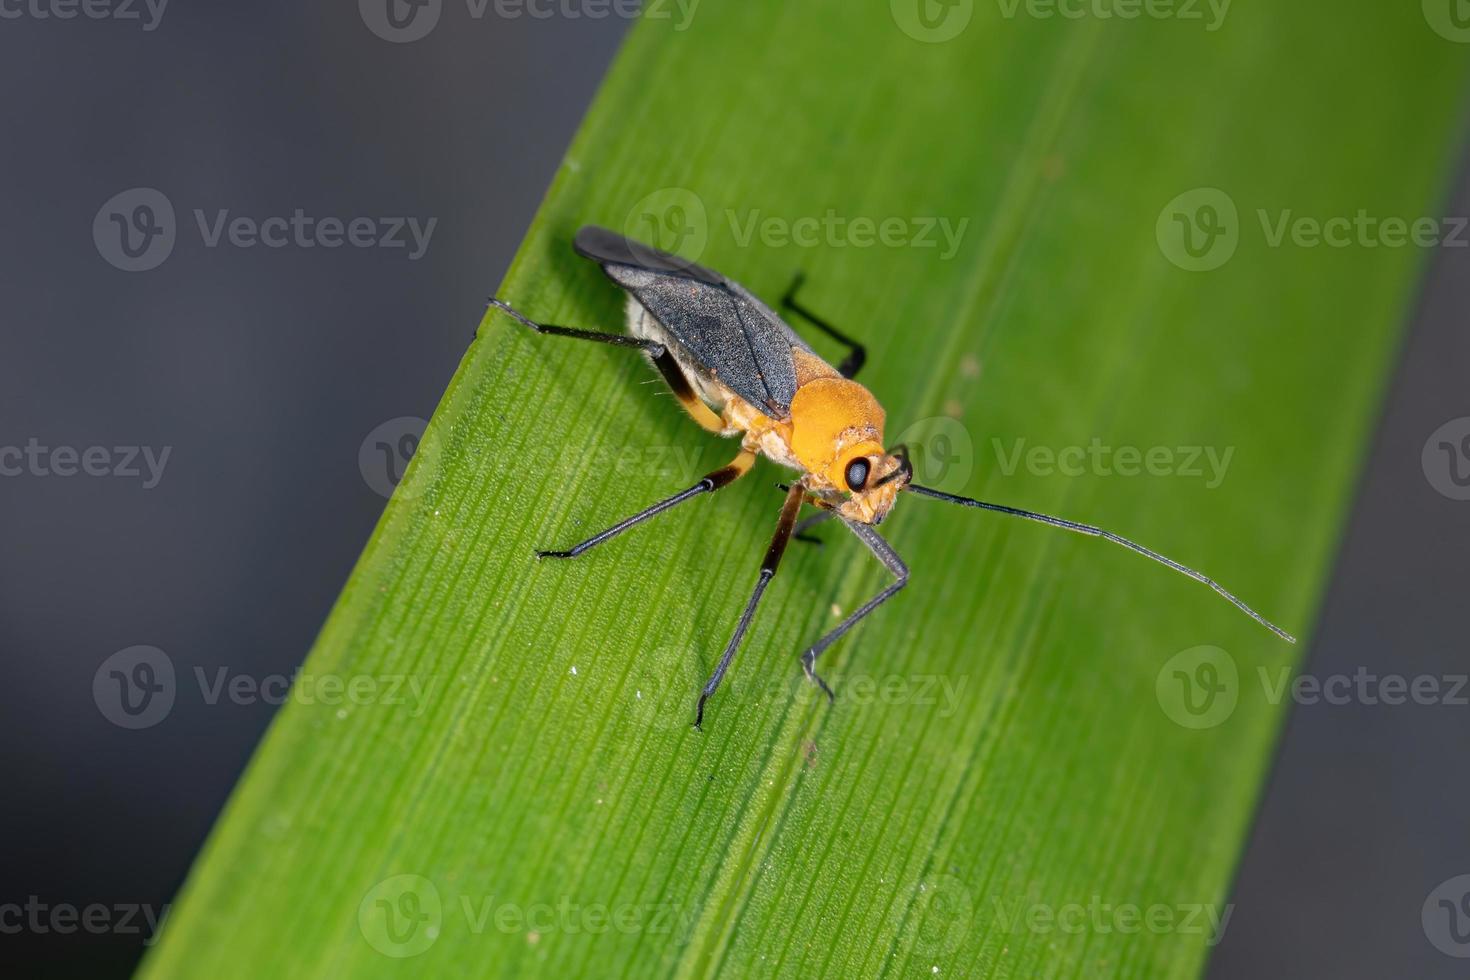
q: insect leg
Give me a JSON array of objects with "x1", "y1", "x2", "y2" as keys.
[
  {"x1": 492, "y1": 297, "x2": 728, "y2": 435},
  {"x1": 793, "y1": 507, "x2": 836, "y2": 545},
  {"x1": 695, "y1": 482, "x2": 805, "y2": 728},
  {"x1": 537, "y1": 448, "x2": 756, "y2": 559},
  {"x1": 488, "y1": 297, "x2": 662, "y2": 353},
  {"x1": 800, "y1": 519, "x2": 909, "y2": 701},
  {"x1": 780, "y1": 272, "x2": 866, "y2": 379},
  {"x1": 649, "y1": 349, "x2": 727, "y2": 434}
]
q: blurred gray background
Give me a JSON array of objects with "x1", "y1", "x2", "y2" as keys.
[{"x1": 0, "y1": 6, "x2": 1465, "y2": 978}]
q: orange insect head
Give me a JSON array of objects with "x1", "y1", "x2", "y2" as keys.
[
  {"x1": 788, "y1": 377, "x2": 885, "y2": 482},
  {"x1": 788, "y1": 376, "x2": 906, "y2": 523}
]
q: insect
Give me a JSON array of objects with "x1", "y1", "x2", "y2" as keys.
[{"x1": 490, "y1": 226, "x2": 1296, "y2": 727}]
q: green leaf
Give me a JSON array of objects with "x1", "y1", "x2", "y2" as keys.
[{"x1": 140, "y1": 4, "x2": 1467, "y2": 978}]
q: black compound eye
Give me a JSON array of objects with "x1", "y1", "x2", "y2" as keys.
[{"x1": 844, "y1": 457, "x2": 871, "y2": 492}]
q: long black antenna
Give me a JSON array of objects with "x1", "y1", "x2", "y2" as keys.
[{"x1": 905, "y1": 483, "x2": 1296, "y2": 643}]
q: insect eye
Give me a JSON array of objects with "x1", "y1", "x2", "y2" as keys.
[{"x1": 844, "y1": 457, "x2": 871, "y2": 492}]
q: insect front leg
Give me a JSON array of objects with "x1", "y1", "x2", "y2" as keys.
[
  {"x1": 695, "y1": 482, "x2": 805, "y2": 728},
  {"x1": 536, "y1": 448, "x2": 756, "y2": 560},
  {"x1": 780, "y1": 272, "x2": 867, "y2": 379},
  {"x1": 800, "y1": 519, "x2": 909, "y2": 701}
]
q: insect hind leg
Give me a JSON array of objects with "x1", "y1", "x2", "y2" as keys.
[
  {"x1": 492, "y1": 297, "x2": 728, "y2": 435},
  {"x1": 780, "y1": 273, "x2": 866, "y2": 379},
  {"x1": 488, "y1": 297, "x2": 662, "y2": 353}
]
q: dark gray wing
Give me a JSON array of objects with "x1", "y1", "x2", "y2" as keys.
[
  {"x1": 575, "y1": 226, "x2": 819, "y2": 416},
  {"x1": 574, "y1": 225, "x2": 724, "y2": 285}
]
